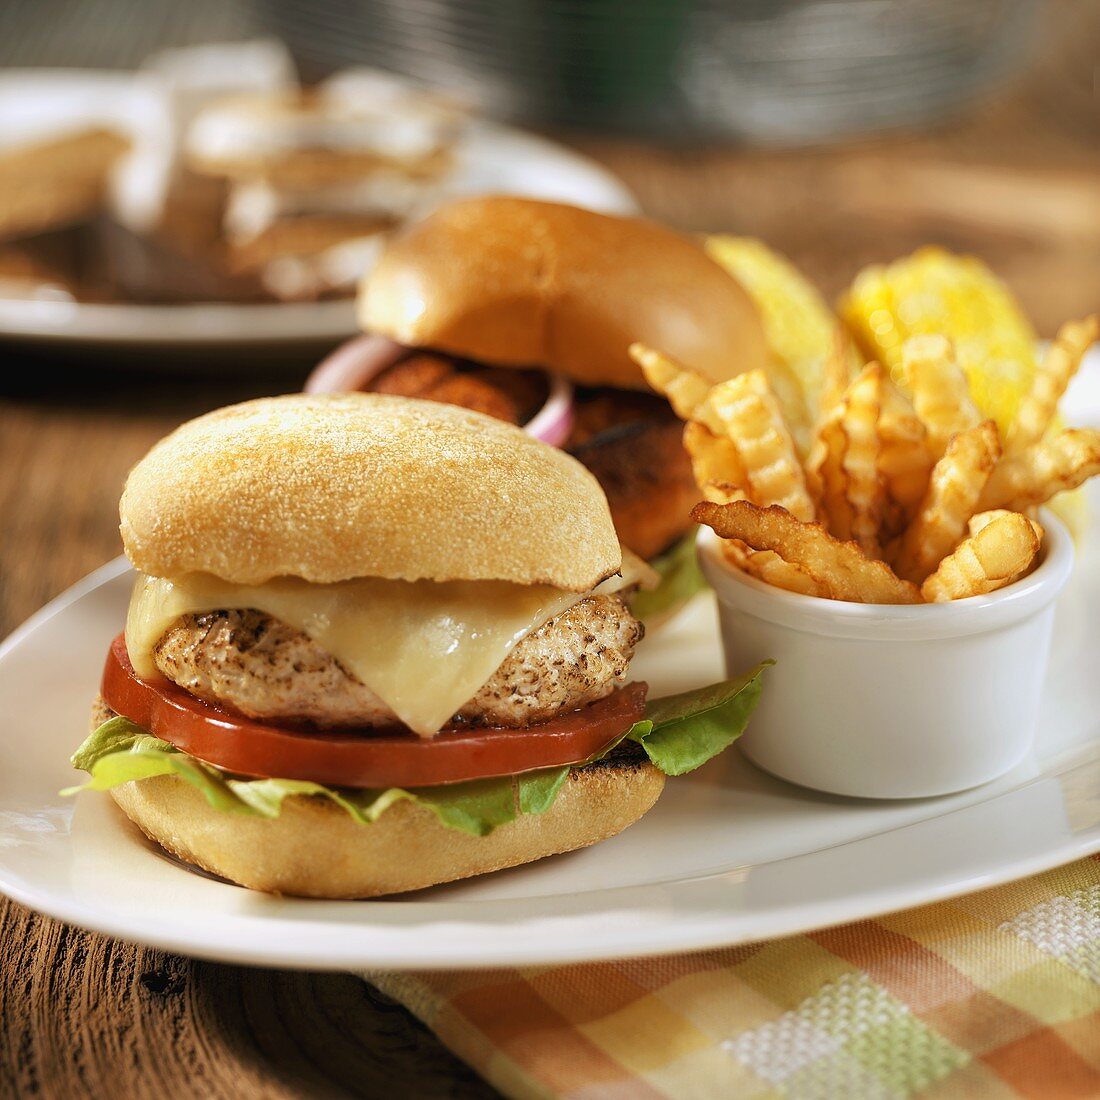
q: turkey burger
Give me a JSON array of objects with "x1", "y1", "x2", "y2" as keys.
[{"x1": 67, "y1": 393, "x2": 767, "y2": 897}]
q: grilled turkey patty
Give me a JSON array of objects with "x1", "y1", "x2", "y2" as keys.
[{"x1": 153, "y1": 595, "x2": 642, "y2": 729}]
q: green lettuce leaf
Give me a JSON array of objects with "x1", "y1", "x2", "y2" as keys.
[
  {"x1": 65, "y1": 716, "x2": 563, "y2": 837},
  {"x1": 517, "y1": 767, "x2": 570, "y2": 815},
  {"x1": 65, "y1": 665, "x2": 770, "y2": 834},
  {"x1": 629, "y1": 661, "x2": 772, "y2": 775},
  {"x1": 629, "y1": 532, "x2": 708, "y2": 622}
]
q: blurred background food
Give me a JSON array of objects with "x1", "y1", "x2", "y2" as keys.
[
  {"x1": 0, "y1": 0, "x2": 1096, "y2": 331},
  {"x1": 0, "y1": 41, "x2": 552, "y2": 307},
  {"x1": 0, "y1": 42, "x2": 447, "y2": 304}
]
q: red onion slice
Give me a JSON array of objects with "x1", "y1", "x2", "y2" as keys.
[
  {"x1": 304, "y1": 334, "x2": 407, "y2": 393},
  {"x1": 525, "y1": 372, "x2": 575, "y2": 447},
  {"x1": 304, "y1": 335, "x2": 575, "y2": 447}
]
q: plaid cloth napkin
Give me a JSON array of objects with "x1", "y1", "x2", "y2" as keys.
[{"x1": 368, "y1": 855, "x2": 1100, "y2": 1099}]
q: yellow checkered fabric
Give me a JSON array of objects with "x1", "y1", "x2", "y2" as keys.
[{"x1": 368, "y1": 856, "x2": 1100, "y2": 1099}]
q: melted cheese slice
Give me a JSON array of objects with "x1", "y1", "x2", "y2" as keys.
[{"x1": 125, "y1": 553, "x2": 653, "y2": 738}]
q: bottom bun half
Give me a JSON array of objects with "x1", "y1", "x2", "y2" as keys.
[{"x1": 94, "y1": 700, "x2": 665, "y2": 898}]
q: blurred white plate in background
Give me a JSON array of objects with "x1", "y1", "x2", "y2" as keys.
[{"x1": 0, "y1": 69, "x2": 637, "y2": 356}]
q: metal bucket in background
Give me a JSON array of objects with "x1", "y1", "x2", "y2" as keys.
[{"x1": 260, "y1": 0, "x2": 1044, "y2": 144}]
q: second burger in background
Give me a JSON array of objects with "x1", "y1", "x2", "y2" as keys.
[{"x1": 306, "y1": 197, "x2": 772, "y2": 617}]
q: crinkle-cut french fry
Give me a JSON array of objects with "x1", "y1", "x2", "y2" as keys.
[
  {"x1": 692, "y1": 500, "x2": 922, "y2": 604},
  {"x1": 878, "y1": 378, "x2": 933, "y2": 532},
  {"x1": 703, "y1": 481, "x2": 747, "y2": 505},
  {"x1": 630, "y1": 344, "x2": 721, "y2": 431},
  {"x1": 978, "y1": 428, "x2": 1100, "y2": 512},
  {"x1": 800, "y1": 330, "x2": 853, "y2": 507},
  {"x1": 893, "y1": 420, "x2": 1001, "y2": 584},
  {"x1": 808, "y1": 365, "x2": 887, "y2": 553},
  {"x1": 819, "y1": 328, "x2": 854, "y2": 422},
  {"x1": 805, "y1": 363, "x2": 880, "y2": 547},
  {"x1": 968, "y1": 509, "x2": 1044, "y2": 541},
  {"x1": 838, "y1": 363, "x2": 886, "y2": 557},
  {"x1": 704, "y1": 370, "x2": 816, "y2": 521},
  {"x1": 1006, "y1": 316, "x2": 1098, "y2": 453},
  {"x1": 718, "y1": 535, "x2": 821, "y2": 595},
  {"x1": 921, "y1": 512, "x2": 1041, "y2": 602},
  {"x1": 805, "y1": 390, "x2": 836, "y2": 506},
  {"x1": 904, "y1": 334, "x2": 980, "y2": 459},
  {"x1": 806, "y1": 407, "x2": 850, "y2": 536},
  {"x1": 705, "y1": 234, "x2": 853, "y2": 453},
  {"x1": 682, "y1": 421, "x2": 747, "y2": 498},
  {"x1": 762, "y1": 361, "x2": 815, "y2": 459},
  {"x1": 720, "y1": 538, "x2": 753, "y2": 569},
  {"x1": 742, "y1": 549, "x2": 829, "y2": 597},
  {"x1": 967, "y1": 510, "x2": 1044, "y2": 587}
]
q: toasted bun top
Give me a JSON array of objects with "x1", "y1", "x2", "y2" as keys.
[
  {"x1": 120, "y1": 393, "x2": 621, "y2": 589},
  {"x1": 360, "y1": 196, "x2": 767, "y2": 390}
]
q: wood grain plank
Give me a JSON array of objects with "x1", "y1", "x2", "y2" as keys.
[{"x1": 0, "y1": 898, "x2": 494, "y2": 1098}]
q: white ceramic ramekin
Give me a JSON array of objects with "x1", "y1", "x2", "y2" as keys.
[{"x1": 698, "y1": 510, "x2": 1074, "y2": 799}]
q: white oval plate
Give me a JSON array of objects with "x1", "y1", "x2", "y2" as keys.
[
  {"x1": 0, "y1": 362, "x2": 1098, "y2": 970},
  {"x1": 0, "y1": 69, "x2": 637, "y2": 353}
]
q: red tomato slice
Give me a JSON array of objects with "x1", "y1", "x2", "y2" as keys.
[{"x1": 101, "y1": 635, "x2": 647, "y2": 788}]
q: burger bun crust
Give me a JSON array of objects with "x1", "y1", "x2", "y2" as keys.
[
  {"x1": 361, "y1": 196, "x2": 767, "y2": 390},
  {"x1": 109, "y1": 756, "x2": 665, "y2": 898},
  {"x1": 120, "y1": 393, "x2": 621, "y2": 590}
]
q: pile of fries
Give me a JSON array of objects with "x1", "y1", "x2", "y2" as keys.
[{"x1": 632, "y1": 315, "x2": 1099, "y2": 604}]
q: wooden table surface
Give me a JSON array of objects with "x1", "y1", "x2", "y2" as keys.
[{"x1": 2, "y1": 6, "x2": 1098, "y2": 1096}]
